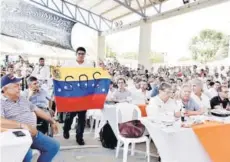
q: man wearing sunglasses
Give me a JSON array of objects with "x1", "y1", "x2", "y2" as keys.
[{"x1": 62, "y1": 47, "x2": 94, "y2": 145}]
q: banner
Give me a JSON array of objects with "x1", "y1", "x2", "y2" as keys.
[{"x1": 52, "y1": 67, "x2": 111, "y2": 112}]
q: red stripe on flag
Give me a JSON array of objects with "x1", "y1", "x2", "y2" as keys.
[{"x1": 55, "y1": 94, "x2": 107, "y2": 112}]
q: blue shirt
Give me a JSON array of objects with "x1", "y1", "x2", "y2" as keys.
[
  {"x1": 183, "y1": 98, "x2": 200, "y2": 111},
  {"x1": 151, "y1": 86, "x2": 159, "y2": 97},
  {"x1": 22, "y1": 89, "x2": 51, "y2": 108}
]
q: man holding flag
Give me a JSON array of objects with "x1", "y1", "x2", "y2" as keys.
[{"x1": 60, "y1": 47, "x2": 107, "y2": 145}]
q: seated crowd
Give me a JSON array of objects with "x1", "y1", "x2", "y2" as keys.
[{"x1": 1, "y1": 55, "x2": 230, "y2": 162}]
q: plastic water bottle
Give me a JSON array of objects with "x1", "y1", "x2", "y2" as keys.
[
  {"x1": 181, "y1": 106, "x2": 186, "y2": 122},
  {"x1": 220, "y1": 103, "x2": 224, "y2": 110}
]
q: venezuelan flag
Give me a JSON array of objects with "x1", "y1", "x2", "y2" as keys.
[{"x1": 52, "y1": 67, "x2": 111, "y2": 112}]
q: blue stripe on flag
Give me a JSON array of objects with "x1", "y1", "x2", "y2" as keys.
[{"x1": 53, "y1": 79, "x2": 110, "y2": 97}]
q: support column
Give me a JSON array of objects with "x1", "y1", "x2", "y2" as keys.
[
  {"x1": 138, "y1": 23, "x2": 152, "y2": 70},
  {"x1": 228, "y1": 35, "x2": 230, "y2": 59},
  {"x1": 97, "y1": 35, "x2": 106, "y2": 62}
]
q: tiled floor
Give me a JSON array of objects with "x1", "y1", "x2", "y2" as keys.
[{"x1": 52, "y1": 126, "x2": 159, "y2": 162}]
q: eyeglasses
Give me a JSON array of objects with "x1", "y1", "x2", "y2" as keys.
[
  {"x1": 77, "y1": 52, "x2": 85, "y2": 55},
  {"x1": 118, "y1": 82, "x2": 124, "y2": 84}
]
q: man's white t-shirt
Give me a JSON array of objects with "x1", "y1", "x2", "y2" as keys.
[
  {"x1": 62, "y1": 60, "x2": 94, "y2": 68},
  {"x1": 146, "y1": 96, "x2": 178, "y2": 117},
  {"x1": 207, "y1": 88, "x2": 218, "y2": 99},
  {"x1": 31, "y1": 65, "x2": 50, "y2": 80}
]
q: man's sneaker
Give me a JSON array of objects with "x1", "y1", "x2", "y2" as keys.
[
  {"x1": 76, "y1": 138, "x2": 85, "y2": 145},
  {"x1": 63, "y1": 130, "x2": 70, "y2": 139}
]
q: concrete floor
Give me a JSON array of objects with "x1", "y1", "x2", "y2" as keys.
[{"x1": 52, "y1": 124, "x2": 159, "y2": 162}]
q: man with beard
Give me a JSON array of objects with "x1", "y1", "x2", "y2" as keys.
[{"x1": 31, "y1": 57, "x2": 50, "y2": 81}]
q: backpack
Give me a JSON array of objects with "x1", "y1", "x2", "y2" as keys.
[{"x1": 99, "y1": 122, "x2": 117, "y2": 149}]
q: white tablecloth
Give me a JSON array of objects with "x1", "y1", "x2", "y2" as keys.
[
  {"x1": 97, "y1": 105, "x2": 118, "y2": 137},
  {"x1": 97, "y1": 104, "x2": 147, "y2": 138},
  {"x1": 141, "y1": 118, "x2": 211, "y2": 162},
  {"x1": 0, "y1": 129, "x2": 32, "y2": 162},
  {"x1": 98, "y1": 105, "x2": 230, "y2": 162}
]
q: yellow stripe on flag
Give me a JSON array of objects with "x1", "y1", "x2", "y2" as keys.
[{"x1": 51, "y1": 67, "x2": 111, "y2": 81}]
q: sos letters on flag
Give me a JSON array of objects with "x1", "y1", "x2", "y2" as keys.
[{"x1": 52, "y1": 67, "x2": 111, "y2": 112}]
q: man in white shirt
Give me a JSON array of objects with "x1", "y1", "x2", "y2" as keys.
[
  {"x1": 106, "y1": 81, "x2": 116, "y2": 102},
  {"x1": 62, "y1": 47, "x2": 94, "y2": 145},
  {"x1": 31, "y1": 58, "x2": 50, "y2": 81},
  {"x1": 112, "y1": 78, "x2": 132, "y2": 103},
  {"x1": 191, "y1": 79, "x2": 210, "y2": 113},
  {"x1": 146, "y1": 82, "x2": 178, "y2": 118},
  {"x1": 6, "y1": 64, "x2": 14, "y2": 76},
  {"x1": 207, "y1": 81, "x2": 221, "y2": 99},
  {"x1": 14, "y1": 56, "x2": 27, "y2": 76},
  {"x1": 132, "y1": 81, "x2": 151, "y2": 105},
  {"x1": 128, "y1": 79, "x2": 141, "y2": 94}
]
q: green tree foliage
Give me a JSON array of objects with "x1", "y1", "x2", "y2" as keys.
[
  {"x1": 215, "y1": 36, "x2": 229, "y2": 59},
  {"x1": 121, "y1": 52, "x2": 137, "y2": 59},
  {"x1": 189, "y1": 29, "x2": 229, "y2": 63},
  {"x1": 151, "y1": 52, "x2": 164, "y2": 63},
  {"x1": 106, "y1": 45, "x2": 117, "y2": 58}
]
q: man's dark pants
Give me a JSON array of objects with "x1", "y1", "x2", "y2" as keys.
[
  {"x1": 63, "y1": 110, "x2": 87, "y2": 139},
  {"x1": 37, "y1": 117, "x2": 49, "y2": 134}
]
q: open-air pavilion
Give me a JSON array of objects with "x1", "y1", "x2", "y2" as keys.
[
  {"x1": 1, "y1": 0, "x2": 229, "y2": 68},
  {"x1": 1, "y1": 1, "x2": 230, "y2": 162}
]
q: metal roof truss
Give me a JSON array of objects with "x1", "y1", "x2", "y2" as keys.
[{"x1": 29, "y1": 0, "x2": 113, "y2": 32}]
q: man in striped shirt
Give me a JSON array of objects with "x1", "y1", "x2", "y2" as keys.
[{"x1": 0, "y1": 74, "x2": 60, "y2": 162}]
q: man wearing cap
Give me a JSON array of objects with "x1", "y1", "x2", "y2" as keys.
[{"x1": 0, "y1": 74, "x2": 60, "y2": 162}]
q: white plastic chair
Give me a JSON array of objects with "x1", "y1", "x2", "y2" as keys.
[
  {"x1": 115, "y1": 103, "x2": 150, "y2": 162},
  {"x1": 89, "y1": 110, "x2": 102, "y2": 138},
  {"x1": 71, "y1": 116, "x2": 78, "y2": 129}
]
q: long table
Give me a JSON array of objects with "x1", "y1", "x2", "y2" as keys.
[
  {"x1": 141, "y1": 118, "x2": 211, "y2": 162},
  {"x1": 0, "y1": 129, "x2": 32, "y2": 162},
  {"x1": 99, "y1": 104, "x2": 206, "y2": 161},
  {"x1": 141, "y1": 117, "x2": 230, "y2": 162},
  {"x1": 98, "y1": 105, "x2": 230, "y2": 162}
]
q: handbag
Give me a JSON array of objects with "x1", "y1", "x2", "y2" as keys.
[{"x1": 118, "y1": 120, "x2": 145, "y2": 138}]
